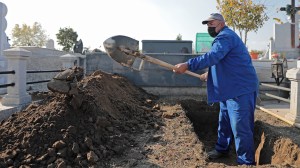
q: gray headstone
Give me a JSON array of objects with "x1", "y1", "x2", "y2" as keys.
[{"x1": 46, "y1": 39, "x2": 55, "y2": 49}]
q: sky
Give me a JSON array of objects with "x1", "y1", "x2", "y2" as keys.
[{"x1": 0, "y1": 0, "x2": 295, "y2": 51}]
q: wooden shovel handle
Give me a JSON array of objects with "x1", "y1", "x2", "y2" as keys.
[{"x1": 142, "y1": 54, "x2": 202, "y2": 78}]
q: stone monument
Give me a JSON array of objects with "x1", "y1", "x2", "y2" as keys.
[
  {"x1": 268, "y1": 14, "x2": 300, "y2": 59},
  {"x1": 73, "y1": 39, "x2": 83, "y2": 54},
  {"x1": 46, "y1": 39, "x2": 55, "y2": 49},
  {"x1": 0, "y1": 2, "x2": 10, "y2": 94}
]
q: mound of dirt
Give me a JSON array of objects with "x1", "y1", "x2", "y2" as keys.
[{"x1": 0, "y1": 70, "x2": 159, "y2": 168}]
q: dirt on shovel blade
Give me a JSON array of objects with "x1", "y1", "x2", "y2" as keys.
[{"x1": 0, "y1": 70, "x2": 299, "y2": 168}]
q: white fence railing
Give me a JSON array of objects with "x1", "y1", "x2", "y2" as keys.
[{"x1": 1, "y1": 47, "x2": 83, "y2": 106}]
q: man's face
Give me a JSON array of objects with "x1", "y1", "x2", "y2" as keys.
[
  {"x1": 207, "y1": 20, "x2": 219, "y2": 27},
  {"x1": 207, "y1": 20, "x2": 221, "y2": 33}
]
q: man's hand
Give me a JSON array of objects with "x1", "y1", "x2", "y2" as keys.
[
  {"x1": 173, "y1": 63, "x2": 207, "y2": 81},
  {"x1": 199, "y1": 72, "x2": 208, "y2": 81},
  {"x1": 173, "y1": 63, "x2": 188, "y2": 74}
]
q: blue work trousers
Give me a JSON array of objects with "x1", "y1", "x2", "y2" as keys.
[{"x1": 215, "y1": 91, "x2": 256, "y2": 165}]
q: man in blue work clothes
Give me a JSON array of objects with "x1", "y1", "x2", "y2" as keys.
[{"x1": 173, "y1": 13, "x2": 258, "y2": 165}]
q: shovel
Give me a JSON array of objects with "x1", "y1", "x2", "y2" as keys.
[{"x1": 103, "y1": 35, "x2": 201, "y2": 78}]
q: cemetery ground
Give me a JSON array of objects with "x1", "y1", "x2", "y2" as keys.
[{"x1": 0, "y1": 70, "x2": 299, "y2": 168}]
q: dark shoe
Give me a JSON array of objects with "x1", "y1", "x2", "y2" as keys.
[{"x1": 207, "y1": 149, "x2": 227, "y2": 159}]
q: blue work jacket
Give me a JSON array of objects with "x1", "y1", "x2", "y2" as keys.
[{"x1": 187, "y1": 26, "x2": 258, "y2": 103}]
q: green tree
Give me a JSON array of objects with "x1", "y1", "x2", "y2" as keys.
[
  {"x1": 11, "y1": 22, "x2": 48, "y2": 47},
  {"x1": 56, "y1": 27, "x2": 78, "y2": 52},
  {"x1": 216, "y1": 0, "x2": 269, "y2": 45},
  {"x1": 176, "y1": 34, "x2": 182, "y2": 40},
  {"x1": 216, "y1": 0, "x2": 237, "y2": 31}
]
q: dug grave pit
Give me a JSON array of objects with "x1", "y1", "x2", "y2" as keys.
[{"x1": 180, "y1": 99, "x2": 300, "y2": 167}]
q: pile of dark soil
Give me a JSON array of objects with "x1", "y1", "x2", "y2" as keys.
[{"x1": 0, "y1": 70, "x2": 159, "y2": 168}]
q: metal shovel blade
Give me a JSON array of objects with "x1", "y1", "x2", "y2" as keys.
[
  {"x1": 103, "y1": 35, "x2": 139, "y2": 69},
  {"x1": 103, "y1": 35, "x2": 202, "y2": 78}
]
